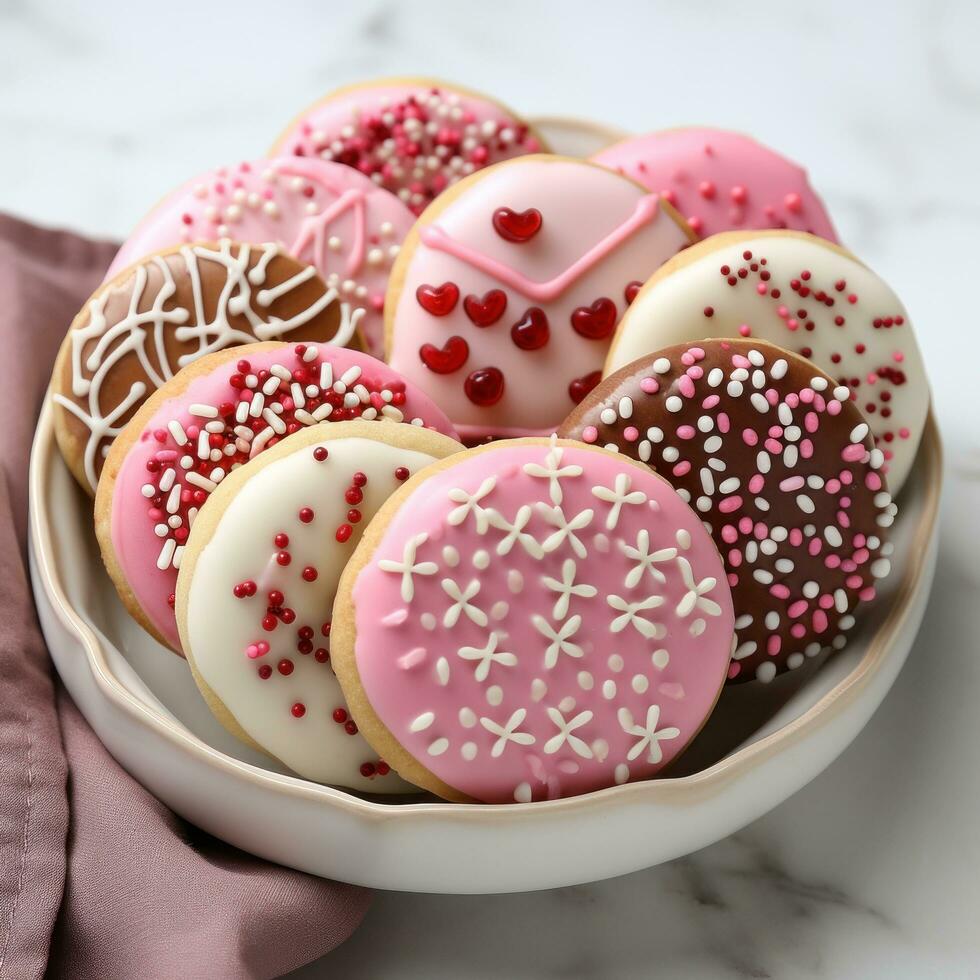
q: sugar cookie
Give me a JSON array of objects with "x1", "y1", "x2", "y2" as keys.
[
  {"x1": 331, "y1": 437, "x2": 733, "y2": 803},
  {"x1": 175, "y1": 420, "x2": 461, "y2": 789},
  {"x1": 561, "y1": 339, "x2": 895, "y2": 682},
  {"x1": 96, "y1": 341, "x2": 458, "y2": 652},
  {"x1": 386, "y1": 155, "x2": 693, "y2": 439},
  {"x1": 271, "y1": 77, "x2": 545, "y2": 215},
  {"x1": 104, "y1": 157, "x2": 414, "y2": 356},
  {"x1": 52, "y1": 240, "x2": 345, "y2": 493},
  {"x1": 606, "y1": 231, "x2": 928, "y2": 493},
  {"x1": 593, "y1": 128, "x2": 838, "y2": 240}
]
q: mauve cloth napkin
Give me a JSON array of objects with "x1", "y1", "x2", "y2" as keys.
[{"x1": 0, "y1": 213, "x2": 372, "y2": 980}]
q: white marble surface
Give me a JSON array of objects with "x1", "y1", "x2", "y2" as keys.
[{"x1": 4, "y1": 0, "x2": 979, "y2": 976}]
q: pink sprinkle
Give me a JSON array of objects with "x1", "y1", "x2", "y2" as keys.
[
  {"x1": 825, "y1": 554, "x2": 842, "y2": 569},
  {"x1": 859, "y1": 586, "x2": 877, "y2": 602},
  {"x1": 717, "y1": 412, "x2": 730, "y2": 433},
  {"x1": 640, "y1": 377, "x2": 659, "y2": 394},
  {"x1": 721, "y1": 525, "x2": 738, "y2": 544},
  {"x1": 808, "y1": 538, "x2": 822, "y2": 556},
  {"x1": 748, "y1": 474, "x2": 765, "y2": 494},
  {"x1": 846, "y1": 574, "x2": 863, "y2": 589},
  {"x1": 739, "y1": 324, "x2": 752, "y2": 337},
  {"x1": 702, "y1": 394, "x2": 720, "y2": 410},
  {"x1": 899, "y1": 427, "x2": 910, "y2": 439},
  {"x1": 800, "y1": 387, "x2": 815, "y2": 404},
  {"x1": 892, "y1": 351, "x2": 905, "y2": 363},
  {"x1": 690, "y1": 347, "x2": 705, "y2": 360},
  {"x1": 800, "y1": 439, "x2": 814, "y2": 459},
  {"x1": 673, "y1": 461, "x2": 692, "y2": 477},
  {"x1": 623, "y1": 426, "x2": 640, "y2": 442},
  {"x1": 728, "y1": 662, "x2": 742, "y2": 679},
  {"x1": 678, "y1": 375, "x2": 696, "y2": 399},
  {"x1": 788, "y1": 600, "x2": 809, "y2": 619},
  {"x1": 765, "y1": 437, "x2": 782, "y2": 454},
  {"x1": 727, "y1": 572, "x2": 739, "y2": 588},
  {"x1": 790, "y1": 624, "x2": 807, "y2": 639},
  {"x1": 676, "y1": 425, "x2": 696, "y2": 440},
  {"x1": 732, "y1": 355, "x2": 752, "y2": 369},
  {"x1": 687, "y1": 365, "x2": 704, "y2": 380},
  {"x1": 854, "y1": 533, "x2": 866, "y2": 548},
  {"x1": 827, "y1": 400, "x2": 842, "y2": 416},
  {"x1": 779, "y1": 476, "x2": 805, "y2": 492},
  {"x1": 805, "y1": 411, "x2": 819, "y2": 433},
  {"x1": 753, "y1": 522, "x2": 769, "y2": 540},
  {"x1": 738, "y1": 516, "x2": 754, "y2": 534},
  {"x1": 770, "y1": 584, "x2": 791, "y2": 600},
  {"x1": 756, "y1": 284, "x2": 767, "y2": 296},
  {"x1": 728, "y1": 548, "x2": 743, "y2": 567},
  {"x1": 826, "y1": 478, "x2": 841, "y2": 494},
  {"x1": 765, "y1": 388, "x2": 779, "y2": 405},
  {"x1": 742, "y1": 428, "x2": 758, "y2": 446},
  {"x1": 841, "y1": 443, "x2": 866, "y2": 462},
  {"x1": 718, "y1": 495, "x2": 743, "y2": 513},
  {"x1": 819, "y1": 593, "x2": 835, "y2": 610},
  {"x1": 767, "y1": 635, "x2": 781, "y2": 656},
  {"x1": 681, "y1": 351, "x2": 696, "y2": 367},
  {"x1": 789, "y1": 528, "x2": 804, "y2": 546},
  {"x1": 865, "y1": 472, "x2": 882, "y2": 491},
  {"x1": 581, "y1": 425, "x2": 598, "y2": 444}
]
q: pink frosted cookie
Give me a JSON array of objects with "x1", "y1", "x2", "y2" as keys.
[
  {"x1": 175, "y1": 421, "x2": 461, "y2": 789},
  {"x1": 593, "y1": 128, "x2": 838, "y2": 241},
  {"x1": 96, "y1": 341, "x2": 459, "y2": 653},
  {"x1": 106, "y1": 157, "x2": 414, "y2": 355},
  {"x1": 331, "y1": 437, "x2": 734, "y2": 803},
  {"x1": 270, "y1": 77, "x2": 546, "y2": 216},
  {"x1": 606, "y1": 231, "x2": 929, "y2": 494},
  {"x1": 385, "y1": 155, "x2": 694, "y2": 440}
]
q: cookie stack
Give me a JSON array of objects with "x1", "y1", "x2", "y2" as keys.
[{"x1": 49, "y1": 77, "x2": 928, "y2": 804}]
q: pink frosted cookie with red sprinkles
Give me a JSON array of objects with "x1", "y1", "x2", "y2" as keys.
[
  {"x1": 331, "y1": 437, "x2": 734, "y2": 803},
  {"x1": 270, "y1": 77, "x2": 546, "y2": 216},
  {"x1": 560, "y1": 339, "x2": 895, "y2": 683},
  {"x1": 96, "y1": 342, "x2": 458, "y2": 653},
  {"x1": 606, "y1": 231, "x2": 928, "y2": 494},
  {"x1": 593, "y1": 128, "x2": 838, "y2": 241},
  {"x1": 174, "y1": 420, "x2": 461, "y2": 789},
  {"x1": 385, "y1": 155, "x2": 694, "y2": 440},
  {"x1": 105, "y1": 157, "x2": 414, "y2": 356}
]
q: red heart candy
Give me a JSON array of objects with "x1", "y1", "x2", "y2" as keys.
[
  {"x1": 419, "y1": 336, "x2": 469, "y2": 374},
  {"x1": 463, "y1": 289, "x2": 507, "y2": 327},
  {"x1": 416, "y1": 282, "x2": 460, "y2": 316},
  {"x1": 464, "y1": 367, "x2": 505, "y2": 406},
  {"x1": 571, "y1": 297, "x2": 617, "y2": 340},
  {"x1": 568, "y1": 370, "x2": 602, "y2": 404},
  {"x1": 492, "y1": 207, "x2": 542, "y2": 243},
  {"x1": 624, "y1": 281, "x2": 643, "y2": 305},
  {"x1": 510, "y1": 307, "x2": 550, "y2": 350}
]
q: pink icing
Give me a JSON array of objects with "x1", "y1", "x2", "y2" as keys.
[
  {"x1": 105, "y1": 157, "x2": 414, "y2": 355},
  {"x1": 271, "y1": 81, "x2": 541, "y2": 215},
  {"x1": 351, "y1": 440, "x2": 734, "y2": 803},
  {"x1": 111, "y1": 343, "x2": 458, "y2": 651},
  {"x1": 593, "y1": 128, "x2": 838, "y2": 241},
  {"x1": 388, "y1": 157, "x2": 691, "y2": 437}
]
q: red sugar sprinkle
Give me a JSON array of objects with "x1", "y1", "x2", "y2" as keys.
[
  {"x1": 278, "y1": 659, "x2": 294, "y2": 676},
  {"x1": 299, "y1": 507, "x2": 315, "y2": 523},
  {"x1": 291, "y1": 702, "x2": 306, "y2": 718},
  {"x1": 352, "y1": 472, "x2": 368, "y2": 487},
  {"x1": 302, "y1": 566, "x2": 318, "y2": 582},
  {"x1": 257, "y1": 665, "x2": 272, "y2": 680},
  {"x1": 332, "y1": 708, "x2": 348, "y2": 723},
  {"x1": 359, "y1": 762, "x2": 376, "y2": 778},
  {"x1": 313, "y1": 447, "x2": 329, "y2": 462},
  {"x1": 336, "y1": 524, "x2": 353, "y2": 543},
  {"x1": 276, "y1": 551, "x2": 291, "y2": 566}
]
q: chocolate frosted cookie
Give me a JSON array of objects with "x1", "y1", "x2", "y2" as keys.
[{"x1": 560, "y1": 339, "x2": 895, "y2": 682}]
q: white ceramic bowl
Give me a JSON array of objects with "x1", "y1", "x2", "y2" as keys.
[{"x1": 28, "y1": 116, "x2": 942, "y2": 893}]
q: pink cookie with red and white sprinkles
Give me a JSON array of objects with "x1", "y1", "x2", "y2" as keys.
[
  {"x1": 561, "y1": 339, "x2": 895, "y2": 683},
  {"x1": 270, "y1": 78, "x2": 546, "y2": 216},
  {"x1": 105, "y1": 157, "x2": 414, "y2": 356},
  {"x1": 385, "y1": 155, "x2": 694, "y2": 440},
  {"x1": 606, "y1": 231, "x2": 929, "y2": 494},
  {"x1": 96, "y1": 342, "x2": 459, "y2": 653},
  {"x1": 331, "y1": 437, "x2": 734, "y2": 803},
  {"x1": 174, "y1": 421, "x2": 461, "y2": 790},
  {"x1": 593, "y1": 128, "x2": 839, "y2": 241}
]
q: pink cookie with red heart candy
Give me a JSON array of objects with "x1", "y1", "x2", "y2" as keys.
[
  {"x1": 270, "y1": 78, "x2": 546, "y2": 216},
  {"x1": 106, "y1": 157, "x2": 414, "y2": 356},
  {"x1": 385, "y1": 155, "x2": 695, "y2": 440},
  {"x1": 593, "y1": 128, "x2": 839, "y2": 241}
]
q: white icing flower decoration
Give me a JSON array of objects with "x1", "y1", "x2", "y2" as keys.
[
  {"x1": 480, "y1": 708, "x2": 536, "y2": 757},
  {"x1": 441, "y1": 578, "x2": 488, "y2": 628},
  {"x1": 618, "y1": 704, "x2": 680, "y2": 763},
  {"x1": 591, "y1": 472, "x2": 647, "y2": 530},
  {"x1": 544, "y1": 707, "x2": 594, "y2": 758},
  {"x1": 537, "y1": 504, "x2": 594, "y2": 559},
  {"x1": 447, "y1": 476, "x2": 497, "y2": 534},
  {"x1": 486, "y1": 505, "x2": 544, "y2": 559},
  {"x1": 523, "y1": 435, "x2": 583, "y2": 505},
  {"x1": 458, "y1": 632, "x2": 518, "y2": 682},
  {"x1": 378, "y1": 532, "x2": 438, "y2": 602},
  {"x1": 531, "y1": 614, "x2": 585, "y2": 669},
  {"x1": 675, "y1": 556, "x2": 723, "y2": 618},
  {"x1": 607, "y1": 595, "x2": 665, "y2": 639},
  {"x1": 619, "y1": 531, "x2": 677, "y2": 589},
  {"x1": 542, "y1": 559, "x2": 597, "y2": 619}
]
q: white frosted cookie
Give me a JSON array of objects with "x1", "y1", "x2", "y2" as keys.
[
  {"x1": 175, "y1": 420, "x2": 461, "y2": 790},
  {"x1": 606, "y1": 231, "x2": 929, "y2": 493}
]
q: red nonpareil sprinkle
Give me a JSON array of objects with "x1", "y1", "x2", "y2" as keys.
[
  {"x1": 278, "y1": 658, "x2": 294, "y2": 676},
  {"x1": 314, "y1": 648, "x2": 329, "y2": 662},
  {"x1": 280, "y1": 607, "x2": 296, "y2": 624},
  {"x1": 394, "y1": 466, "x2": 410, "y2": 481},
  {"x1": 258, "y1": 664, "x2": 272, "y2": 679},
  {"x1": 344, "y1": 720, "x2": 358, "y2": 735},
  {"x1": 276, "y1": 551, "x2": 291, "y2": 566},
  {"x1": 359, "y1": 762, "x2": 376, "y2": 777},
  {"x1": 302, "y1": 566, "x2": 318, "y2": 582},
  {"x1": 299, "y1": 507, "x2": 315, "y2": 523},
  {"x1": 345, "y1": 486, "x2": 363, "y2": 505},
  {"x1": 274, "y1": 532, "x2": 289, "y2": 548},
  {"x1": 347, "y1": 509, "x2": 362, "y2": 524},
  {"x1": 376, "y1": 761, "x2": 390, "y2": 776},
  {"x1": 291, "y1": 702, "x2": 306, "y2": 718},
  {"x1": 332, "y1": 708, "x2": 348, "y2": 723},
  {"x1": 313, "y1": 447, "x2": 329, "y2": 462},
  {"x1": 336, "y1": 524, "x2": 353, "y2": 543},
  {"x1": 351, "y1": 472, "x2": 368, "y2": 488}
]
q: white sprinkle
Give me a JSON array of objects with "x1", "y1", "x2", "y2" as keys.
[
  {"x1": 796, "y1": 494, "x2": 815, "y2": 514},
  {"x1": 765, "y1": 611, "x2": 781, "y2": 629},
  {"x1": 262, "y1": 408, "x2": 287, "y2": 435},
  {"x1": 753, "y1": 569, "x2": 774, "y2": 585},
  {"x1": 249, "y1": 392, "x2": 265, "y2": 418},
  {"x1": 514, "y1": 782, "x2": 532, "y2": 803},
  {"x1": 204, "y1": 420, "x2": 224, "y2": 434},
  {"x1": 486, "y1": 685, "x2": 503, "y2": 706},
  {"x1": 811, "y1": 376, "x2": 829, "y2": 391},
  {"x1": 734, "y1": 614, "x2": 754, "y2": 629},
  {"x1": 631, "y1": 674, "x2": 649, "y2": 694},
  {"x1": 600, "y1": 407, "x2": 617, "y2": 425},
  {"x1": 602, "y1": 680, "x2": 617, "y2": 700},
  {"x1": 319, "y1": 361, "x2": 333, "y2": 390},
  {"x1": 870, "y1": 558, "x2": 891, "y2": 579},
  {"x1": 156, "y1": 538, "x2": 176, "y2": 570},
  {"x1": 727, "y1": 380, "x2": 744, "y2": 397},
  {"x1": 530, "y1": 679, "x2": 548, "y2": 702},
  {"x1": 771, "y1": 358, "x2": 788, "y2": 379},
  {"x1": 707, "y1": 367, "x2": 724, "y2": 387},
  {"x1": 185, "y1": 472, "x2": 218, "y2": 493},
  {"x1": 154, "y1": 523, "x2": 167, "y2": 537},
  {"x1": 462, "y1": 742, "x2": 478, "y2": 761},
  {"x1": 652, "y1": 649, "x2": 669, "y2": 669},
  {"x1": 618, "y1": 396, "x2": 633, "y2": 419},
  {"x1": 436, "y1": 656, "x2": 450, "y2": 685},
  {"x1": 787, "y1": 653, "x2": 805, "y2": 670},
  {"x1": 262, "y1": 376, "x2": 281, "y2": 396},
  {"x1": 750, "y1": 392, "x2": 770, "y2": 413},
  {"x1": 824, "y1": 526, "x2": 843, "y2": 547},
  {"x1": 410, "y1": 712, "x2": 435, "y2": 733},
  {"x1": 665, "y1": 395, "x2": 683, "y2": 413},
  {"x1": 508, "y1": 570, "x2": 524, "y2": 593},
  {"x1": 700, "y1": 467, "x2": 715, "y2": 495},
  {"x1": 189, "y1": 403, "x2": 217, "y2": 418},
  {"x1": 704, "y1": 435, "x2": 722, "y2": 453},
  {"x1": 427, "y1": 738, "x2": 449, "y2": 756},
  {"x1": 614, "y1": 764, "x2": 630, "y2": 785},
  {"x1": 577, "y1": 671, "x2": 594, "y2": 691},
  {"x1": 653, "y1": 357, "x2": 671, "y2": 374}
]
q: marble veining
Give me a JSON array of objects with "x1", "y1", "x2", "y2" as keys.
[{"x1": 3, "y1": 0, "x2": 979, "y2": 976}]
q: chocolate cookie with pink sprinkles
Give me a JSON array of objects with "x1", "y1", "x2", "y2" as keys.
[{"x1": 560, "y1": 339, "x2": 896, "y2": 683}]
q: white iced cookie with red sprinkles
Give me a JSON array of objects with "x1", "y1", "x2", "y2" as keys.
[
  {"x1": 560, "y1": 339, "x2": 895, "y2": 683},
  {"x1": 105, "y1": 157, "x2": 414, "y2": 356},
  {"x1": 95, "y1": 342, "x2": 458, "y2": 653},
  {"x1": 606, "y1": 231, "x2": 928, "y2": 493},
  {"x1": 330, "y1": 438, "x2": 734, "y2": 803},
  {"x1": 271, "y1": 77, "x2": 546, "y2": 216},
  {"x1": 385, "y1": 155, "x2": 694, "y2": 440},
  {"x1": 593, "y1": 128, "x2": 839, "y2": 241},
  {"x1": 175, "y1": 421, "x2": 460, "y2": 789}
]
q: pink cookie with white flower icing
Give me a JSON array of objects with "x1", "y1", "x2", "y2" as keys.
[
  {"x1": 385, "y1": 155, "x2": 694, "y2": 440},
  {"x1": 331, "y1": 437, "x2": 734, "y2": 803},
  {"x1": 106, "y1": 157, "x2": 414, "y2": 355},
  {"x1": 95, "y1": 341, "x2": 458, "y2": 653},
  {"x1": 175, "y1": 420, "x2": 461, "y2": 791},
  {"x1": 593, "y1": 128, "x2": 839, "y2": 241},
  {"x1": 270, "y1": 78, "x2": 546, "y2": 216}
]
